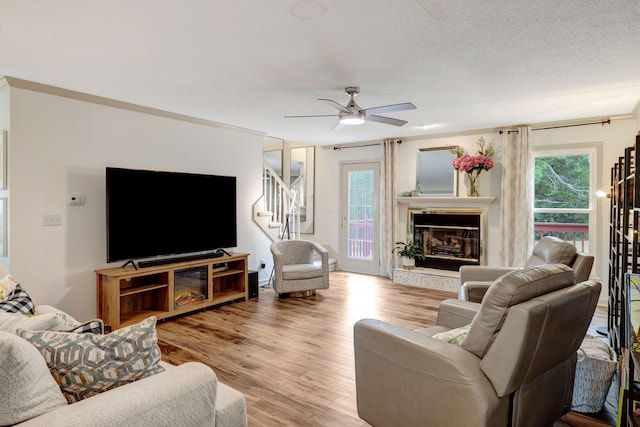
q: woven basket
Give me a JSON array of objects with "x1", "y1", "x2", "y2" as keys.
[{"x1": 571, "y1": 335, "x2": 617, "y2": 413}]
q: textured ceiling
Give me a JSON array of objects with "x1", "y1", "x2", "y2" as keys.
[{"x1": 1, "y1": 0, "x2": 639, "y2": 145}]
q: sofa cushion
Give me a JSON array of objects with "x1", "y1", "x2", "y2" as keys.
[
  {"x1": 461, "y1": 264, "x2": 575, "y2": 358},
  {"x1": 0, "y1": 283, "x2": 36, "y2": 315},
  {"x1": 19, "y1": 316, "x2": 164, "y2": 403},
  {"x1": 0, "y1": 331, "x2": 67, "y2": 425}
]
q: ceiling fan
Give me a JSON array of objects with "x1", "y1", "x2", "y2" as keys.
[{"x1": 285, "y1": 87, "x2": 416, "y2": 130}]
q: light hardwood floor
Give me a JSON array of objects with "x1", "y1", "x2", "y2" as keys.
[
  {"x1": 155, "y1": 271, "x2": 456, "y2": 426},
  {"x1": 155, "y1": 271, "x2": 608, "y2": 426}
]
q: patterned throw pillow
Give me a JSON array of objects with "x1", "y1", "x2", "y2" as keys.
[
  {"x1": 0, "y1": 274, "x2": 19, "y2": 301},
  {"x1": 19, "y1": 316, "x2": 164, "y2": 403},
  {"x1": 0, "y1": 283, "x2": 36, "y2": 315},
  {"x1": 0, "y1": 311, "x2": 73, "y2": 334},
  {"x1": 432, "y1": 324, "x2": 471, "y2": 346},
  {"x1": 67, "y1": 318, "x2": 104, "y2": 334}
]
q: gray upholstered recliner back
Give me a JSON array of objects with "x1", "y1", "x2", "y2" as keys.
[
  {"x1": 525, "y1": 236, "x2": 577, "y2": 268},
  {"x1": 461, "y1": 264, "x2": 600, "y2": 426}
]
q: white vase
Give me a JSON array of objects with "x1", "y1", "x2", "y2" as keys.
[{"x1": 402, "y1": 257, "x2": 415, "y2": 269}]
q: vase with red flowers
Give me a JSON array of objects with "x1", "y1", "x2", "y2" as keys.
[{"x1": 451, "y1": 137, "x2": 495, "y2": 197}]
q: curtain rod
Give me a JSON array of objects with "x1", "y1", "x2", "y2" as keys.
[
  {"x1": 499, "y1": 119, "x2": 611, "y2": 134},
  {"x1": 332, "y1": 139, "x2": 402, "y2": 150},
  {"x1": 532, "y1": 119, "x2": 610, "y2": 131}
]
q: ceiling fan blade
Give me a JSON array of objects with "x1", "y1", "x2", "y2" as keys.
[
  {"x1": 364, "y1": 102, "x2": 416, "y2": 116},
  {"x1": 367, "y1": 115, "x2": 408, "y2": 127},
  {"x1": 319, "y1": 98, "x2": 351, "y2": 113},
  {"x1": 284, "y1": 114, "x2": 339, "y2": 118},
  {"x1": 331, "y1": 121, "x2": 345, "y2": 131}
]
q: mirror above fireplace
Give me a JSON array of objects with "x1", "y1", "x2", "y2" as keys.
[{"x1": 416, "y1": 147, "x2": 458, "y2": 196}]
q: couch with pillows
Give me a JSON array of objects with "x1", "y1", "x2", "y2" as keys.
[{"x1": 0, "y1": 268, "x2": 248, "y2": 427}]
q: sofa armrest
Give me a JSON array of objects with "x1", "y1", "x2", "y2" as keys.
[
  {"x1": 436, "y1": 299, "x2": 480, "y2": 328},
  {"x1": 459, "y1": 281, "x2": 492, "y2": 302},
  {"x1": 18, "y1": 362, "x2": 218, "y2": 427},
  {"x1": 354, "y1": 319, "x2": 507, "y2": 426}
]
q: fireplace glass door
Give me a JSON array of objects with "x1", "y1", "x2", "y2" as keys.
[
  {"x1": 412, "y1": 212, "x2": 482, "y2": 271},
  {"x1": 174, "y1": 266, "x2": 209, "y2": 308}
]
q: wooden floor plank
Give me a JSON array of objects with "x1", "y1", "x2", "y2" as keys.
[
  {"x1": 155, "y1": 270, "x2": 607, "y2": 426},
  {"x1": 156, "y1": 271, "x2": 454, "y2": 426}
]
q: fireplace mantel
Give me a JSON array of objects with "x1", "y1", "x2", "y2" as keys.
[{"x1": 396, "y1": 196, "x2": 496, "y2": 205}]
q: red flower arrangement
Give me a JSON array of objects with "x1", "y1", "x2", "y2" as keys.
[
  {"x1": 451, "y1": 137, "x2": 495, "y2": 196},
  {"x1": 451, "y1": 137, "x2": 495, "y2": 173}
]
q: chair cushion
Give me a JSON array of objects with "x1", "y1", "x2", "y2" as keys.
[
  {"x1": 282, "y1": 264, "x2": 323, "y2": 280},
  {"x1": 461, "y1": 264, "x2": 575, "y2": 358},
  {"x1": 526, "y1": 236, "x2": 577, "y2": 267}
]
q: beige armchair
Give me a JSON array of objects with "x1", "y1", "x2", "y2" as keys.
[
  {"x1": 270, "y1": 240, "x2": 329, "y2": 297},
  {"x1": 354, "y1": 264, "x2": 600, "y2": 427},
  {"x1": 459, "y1": 235, "x2": 594, "y2": 302}
]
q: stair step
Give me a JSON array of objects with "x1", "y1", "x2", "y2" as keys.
[
  {"x1": 257, "y1": 211, "x2": 272, "y2": 217},
  {"x1": 269, "y1": 222, "x2": 282, "y2": 229}
]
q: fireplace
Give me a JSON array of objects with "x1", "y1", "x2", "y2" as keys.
[{"x1": 410, "y1": 209, "x2": 486, "y2": 272}]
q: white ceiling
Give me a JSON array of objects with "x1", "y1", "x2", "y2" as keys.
[{"x1": 1, "y1": 1, "x2": 639, "y2": 146}]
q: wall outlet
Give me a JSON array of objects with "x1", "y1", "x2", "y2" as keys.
[
  {"x1": 260, "y1": 259, "x2": 266, "y2": 269},
  {"x1": 42, "y1": 214, "x2": 62, "y2": 226}
]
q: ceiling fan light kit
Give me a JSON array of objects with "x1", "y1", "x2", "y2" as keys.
[
  {"x1": 285, "y1": 86, "x2": 416, "y2": 129},
  {"x1": 339, "y1": 112, "x2": 366, "y2": 125}
]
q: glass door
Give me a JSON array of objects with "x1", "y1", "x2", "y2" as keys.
[{"x1": 340, "y1": 162, "x2": 380, "y2": 275}]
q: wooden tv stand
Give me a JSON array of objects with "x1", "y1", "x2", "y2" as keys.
[{"x1": 96, "y1": 253, "x2": 248, "y2": 329}]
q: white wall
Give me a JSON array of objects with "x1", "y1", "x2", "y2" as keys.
[
  {"x1": 311, "y1": 144, "x2": 381, "y2": 258},
  {"x1": 7, "y1": 85, "x2": 271, "y2": 321}
]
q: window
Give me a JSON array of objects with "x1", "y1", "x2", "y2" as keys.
[
  {"x1": 533, "y1": 147, "x2": 596, "y2": 255},
  {"x1": 347, "y1": 170, "x2": 374, "y2": 260}
]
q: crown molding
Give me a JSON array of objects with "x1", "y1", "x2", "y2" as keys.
[{"x1": 0, "y1": 76, "x2": 265, "y2": 137}]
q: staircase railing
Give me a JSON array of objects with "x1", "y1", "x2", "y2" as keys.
[{"x1": 262, "y1": 159, "x2": 300, "y2": 240}]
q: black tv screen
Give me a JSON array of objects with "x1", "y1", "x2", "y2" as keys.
[{"x1": 106, "y1": 167, "x2": 237, "y2": 263}]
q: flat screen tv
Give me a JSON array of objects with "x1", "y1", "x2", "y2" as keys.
[{"x1": 106, "y1": 167, "x2": 237, "y2": 264}]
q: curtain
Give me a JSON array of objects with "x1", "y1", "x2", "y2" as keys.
[
  {"x1": 499, "y1": 126, "x2": 533, "y2": 266},
  {"x1": 380, "y1": 138, "x2": 399, "y2": 278}
]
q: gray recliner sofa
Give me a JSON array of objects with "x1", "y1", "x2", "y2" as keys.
[
  {"x1": 354, "y1": 264, "x2": 600, "y2": 427},
  {"x1": 459, "y1": 235, "x2": 594, "y2": 303}
]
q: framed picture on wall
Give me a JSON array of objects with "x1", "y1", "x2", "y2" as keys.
[{"x1": 0, "y1": 130, "x2": 6, "y2": 190}]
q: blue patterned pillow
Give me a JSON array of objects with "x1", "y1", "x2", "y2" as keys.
[
  {"x1": 0, "y1": 284, "x2": 36, "y2": 315},
  {"x1": 19, "y1": 316, "x2": 164, "y2": 403}
]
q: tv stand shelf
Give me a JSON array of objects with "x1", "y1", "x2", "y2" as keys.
[{"x1": 96, "y1": 253, "x2": 249, "y2": 329}]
